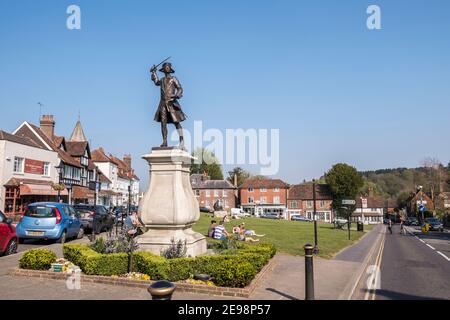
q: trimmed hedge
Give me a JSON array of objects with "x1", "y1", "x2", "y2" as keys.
[
  {"x1": 63, "y1": 244, "x2": 128, "y2": 276},
  {"x1": 19, "y1": 249, "x2": 57, "y2": 271},
  {"x1": 63, "y1": 242, "x2": 276, "y2": 287}
]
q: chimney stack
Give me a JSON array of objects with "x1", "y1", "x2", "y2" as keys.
[
  {"x1": 40, "y1": 115, "x2": 55, "y2": 141},
  {"x1": 123, "y1": 154, "x2": 132, "y2": 169}
]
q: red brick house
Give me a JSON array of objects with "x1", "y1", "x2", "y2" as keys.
[
  {"x1": 240, "y1": 179, "x2": 289, "y2": 218},
  {"x1": 406, "y1": 188, "x2": 434, "y2": 217},
  {"x1": 190, "y1": 174, "x2": 236, "y2": 212},
  {"x1": 287, "y1": 183, "x2": 334, "y2": 222}
]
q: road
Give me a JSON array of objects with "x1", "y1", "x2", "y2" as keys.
[{"x1": 373, "y1": 224, "x2": 450, "y2": 300}]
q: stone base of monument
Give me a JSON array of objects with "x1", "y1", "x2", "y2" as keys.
[
  {"x1": 136, "y1": 227, "x2": 207, "y2": 257},
  {"x1": 136, "y1": 147, "x2": 207, "y2": 257}
]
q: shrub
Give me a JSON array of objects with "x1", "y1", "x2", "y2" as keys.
[
  {"x1": 161, "y1": 238, "x2": 187, "y2": 259},
  {"x1": 63, "y1": 244, "x2": 128, "y2": 276},
  {"x1": 19, "y1": 249, "x2": 57, "y2": 270},
  {"x1": 63, "y1": 242, "x2": 277, "y2": 287},
  {"x1": 132, "y1": 252, "x2": 169, "y2": 279}
]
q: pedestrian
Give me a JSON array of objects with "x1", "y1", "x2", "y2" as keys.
[
  {"x1": 208, "y1": 220, "x2": 217, "y2": 238},
  {"x1": 388, "y1": 219, "x2": 393, "y2": 234},
  {"x1": 213, "y1": 221, "x2": 229, "y2": 240}
]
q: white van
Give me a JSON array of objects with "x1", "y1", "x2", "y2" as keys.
[{"x1": 231, "y1": 208, "x2": 251, "y2": 218}]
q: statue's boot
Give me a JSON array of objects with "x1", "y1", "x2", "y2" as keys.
[{"x1": 178, "y1": 136, "x2": 185, "y2": 150}]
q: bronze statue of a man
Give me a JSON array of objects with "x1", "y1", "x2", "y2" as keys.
[{"x1": 150, "y1": 62, "x2": 186, "y2": 148}]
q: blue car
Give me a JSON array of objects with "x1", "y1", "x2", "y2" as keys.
[{"x1": 16, "y1": 202, "x2": 83, "y2": 244}]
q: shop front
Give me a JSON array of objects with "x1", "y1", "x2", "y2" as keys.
[{"x1": 3, "y1": 179, "x2": 68, "y2": 220}]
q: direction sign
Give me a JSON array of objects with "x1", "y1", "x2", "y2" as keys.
[
  {"x1": 419, "y1": 204, "x2": 426, "y2": 212},
  {"x1": 342, "y1": 200, "x2": 356, "y2": 205}
]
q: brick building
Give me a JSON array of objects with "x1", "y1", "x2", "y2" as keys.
[
  {"x1": 287, "y1": 183, "x2": 334, "y2": 222},
  {"x1": 190, "y1": 174, "x2": 236, "y2": 212},
  {"x1": 240, "y1": 179, "x2": 289, "y2": 218}
]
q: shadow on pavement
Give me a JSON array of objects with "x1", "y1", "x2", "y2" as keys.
[
  {"x1": 265, "y1": 288, "x2": 299, "y2": 300},
  {"x1": 373, "y1": 289, "x2": 441, "y2": 300}
]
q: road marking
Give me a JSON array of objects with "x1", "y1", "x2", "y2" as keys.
[
  {"x1": 364, "y1": 230, "x2": 385, "y2": 301},
  {"x1": 426, "y1": 244, "x2": 435, "y2": 250},
  {"x1": 437, "y1": 251, "x2": 450, "y2": 262}
]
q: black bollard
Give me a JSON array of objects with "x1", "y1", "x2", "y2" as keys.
[
  {"x1": 148, "y1": 280, "x2": 176, "y2": 300},
  {"x1": 304, "y1": 244, "x2": 315, "y2": 300}
]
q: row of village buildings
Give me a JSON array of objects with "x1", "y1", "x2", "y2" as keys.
[
  {"x1": 191, "y1": 174, "x2": 450, "y2": 224},
  {"x1": 0, "y1": 115, "x2": 140, "y2": 218}
]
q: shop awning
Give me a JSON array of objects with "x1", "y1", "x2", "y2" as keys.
[{"x1": 20, "y1": 184, "x2": 68, "y2": 196}]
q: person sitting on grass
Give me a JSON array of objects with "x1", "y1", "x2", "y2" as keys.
[
  {"x1": 208, "y1": 220, "x2": 217, "y2": 238},
  {"x1": 240, "y1": 223, "x2": 266, "y2": 237},
  {"x1": 238, "y1": 227, "x2": 260, "y2": 243},
  {"x1": 213, "y1": 221, "x2": 229, "y2": 240}
]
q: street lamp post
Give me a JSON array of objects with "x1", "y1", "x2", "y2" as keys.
[
  {"x1": 312, "y1": 180, "x2": 319, "y2": 254},
  {"x1": 55, "y1": 163, "x2": 63, "y2": 202},
  {"x1": 91, "y1": 168, "x2": 101, "y2": 242}
]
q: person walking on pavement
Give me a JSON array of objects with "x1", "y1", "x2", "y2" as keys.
[{"x1": 388, "y1": 219, "x2": 393, "y2": 234}]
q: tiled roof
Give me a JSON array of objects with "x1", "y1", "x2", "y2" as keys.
[
  {"x1": 69, "y1": 120, "x2": 87, "y2": 142},
  {"x1": 19, "y1": 123, "x2": 81, "y2": 168},
  {"x1": 92, "y1": 148, "x2": 111, "y2": 162},
  {"x1": 0, "y1": 130, "x2": 44, "y2": 149},
  {"x1": 241, "y1": 179, "x2": 289, "y2": 189},
  {"x1": 66, "y1": 141, "x2": 89, "y2": 157},
  {"x1": 190, "y1": 176, "x2": 235, "y2": 189},
  {"x1": 4, "y1": 178, "x2": 53, "y2": 187},
  {"x1": 288, "y1": 183, "x2": 333, "y2": 200},
  {"x1": 355, "y1": 197, "x2": 387, "y2": 209}
]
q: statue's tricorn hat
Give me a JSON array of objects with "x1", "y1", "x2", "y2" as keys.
[{"x1": 159, "y1": 62, "x2": 175, "y2": 73}]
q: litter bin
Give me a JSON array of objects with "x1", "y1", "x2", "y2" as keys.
[{"x1": 357, "y1": 221, "x2": 364, "y2": 232}]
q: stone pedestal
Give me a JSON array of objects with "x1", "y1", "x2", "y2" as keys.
[{"x1": 136, "y1": 147, "x2": 207, "y2": 257}]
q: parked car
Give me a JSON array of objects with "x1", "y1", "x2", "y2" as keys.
[
  {"x1": 291, "y1": 215, "x2": 312, "y2": 222},
  {"x1": 200, "y1": 207, "x2": 214, "y2": 214},
  {"x1": 260, "y1": 213, "x2": 280, "y2": 219},
  {"x1": 16, "y1": 202, "x2": 83, "y2": 244},
  {"x1": 231, "y1": 208, "x2": 251, "y2": 218},
  {"x1": 73, "y1": 204, "x2": 115, "y2": 234},
  {"x1": 424, "y1": 218, "x2": 444, "y2": 232},
  {"x1": 0, "y1": 210, "x2": 18, "y2": 256},
  {"x1": 405, "y1": 217, "x2": 419, "y2": 226}
]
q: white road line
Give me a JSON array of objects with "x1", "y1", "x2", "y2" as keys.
[
  {"x1": 418, "y1": 239, "x2": 425, "y2": 244},
  {"x1": 437, "y1": 251, "x2": 450, "y2": 262},
  {"x1": 426, "y1": 244, "x2": 436, "y2": 250}
]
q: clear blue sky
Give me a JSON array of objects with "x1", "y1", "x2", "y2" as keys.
[{"x1": 1, "y1": 0, "x2": 449, "y2": 188}]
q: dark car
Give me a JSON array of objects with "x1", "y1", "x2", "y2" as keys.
[
  {"x1": 73, "y1": 204, "x2": 115, "y2": 234},
  {"x1": 424, "y1": 218, "x2": 444, "y2": 232},
  {"x1": 200, "y1": 207, "x2": 213, "y2": 214},
  {"x1": 405, "y1": 217, "x2": 419, "y2": 226},
  {"x1": 291, "y1": 215, "x2": 312, "y2": 222},
  {"x1": 260, "y1": 213, "x2": 280, "y2": 219}
]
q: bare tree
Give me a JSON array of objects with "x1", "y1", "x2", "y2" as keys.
[{"x1": 421, "y1": 157, "x2": 442, "y2": 201}]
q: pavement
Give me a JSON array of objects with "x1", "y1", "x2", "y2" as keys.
[{"x1": 6, "y1": 224, "x2": 443, "y2": 300}]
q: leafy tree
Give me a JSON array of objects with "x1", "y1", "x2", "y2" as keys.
[
  {"x1": 227, "y1": 167, "x2": 251, "y2": 187},
  {"x1": 190, "y1": 148, "x2": 224, "y2": 180},
  {"x1": 396, "y1": 191, "x2": 411, "y2": 210},
  {"x1": 325, "y1": 163, "x2": 364, "y2": 215}
]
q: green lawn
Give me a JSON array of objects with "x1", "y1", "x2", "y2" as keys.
[{"x1": 192, "y1": 214, "x2": 374, "y2": 259}]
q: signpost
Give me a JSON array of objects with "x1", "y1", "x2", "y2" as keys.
[{"x1": 342, "y1": 200, "x2": 356, "y2": 240}]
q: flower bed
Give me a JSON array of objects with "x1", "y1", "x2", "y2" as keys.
[{"x1": 62, "y1": 242, "x2": 276, "y2": 288}]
